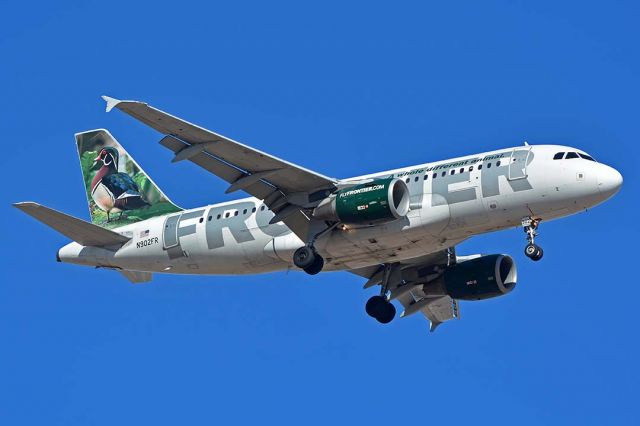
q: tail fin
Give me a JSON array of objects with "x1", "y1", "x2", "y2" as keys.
[{"x1": 76, "y1": 129, "x2": 181, "y2": 229}]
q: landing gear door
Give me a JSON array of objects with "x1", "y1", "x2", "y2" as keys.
[
  {"x1": 508, "y1": 146, "x2": 532, "y2": 180},
  {"x1": 163, "y1": 213, "x2": 181, "y2": 249}
]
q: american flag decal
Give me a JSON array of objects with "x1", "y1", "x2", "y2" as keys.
[{"x1": 139, "y1": 229, "x2": 149, "y2": 238}]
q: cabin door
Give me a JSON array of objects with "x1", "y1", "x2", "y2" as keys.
[
  {"x1": 163, "y1": 213, "x2": 182, "y2": 249},
  {"x1": 508, "y1": 146, "x2": 532, "y2": 180}
]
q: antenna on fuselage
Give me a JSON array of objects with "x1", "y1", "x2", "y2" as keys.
[{"x1": 524, "y1": 140, "x2": 529, "y2": 146}]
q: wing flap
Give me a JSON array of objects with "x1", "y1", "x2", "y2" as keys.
[
  {"x1": 119, "y1": 270, "x2": 153, "y2": 284},
  {"x1": 350, "y1": 248, "x2": 460, "y2": 332},
  {"x1": 159, "y1": 134, "x2": 277, "y2": 200},
  {"x1": 14, "y1": 202, "x2": 130, "y2": 247},
  {"x1": 397, "y1": 293, "x2": 459, "y2": 332}
]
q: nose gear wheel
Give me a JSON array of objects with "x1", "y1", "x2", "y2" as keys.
[{"x1": 522, "y1": 217, "x2": 544, "y2": 261}]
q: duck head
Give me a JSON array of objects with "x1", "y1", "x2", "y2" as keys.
[{"x1": 92, "y1": 147, "x2": 120, "y2": 171}]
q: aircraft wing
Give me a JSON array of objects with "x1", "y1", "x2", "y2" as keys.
[
  {"x1": 350, "y1": 248, "x2": 460, "y2": 332},
  {"x1": 103, "y1": 96, "x2": 337, "y2": 239}
]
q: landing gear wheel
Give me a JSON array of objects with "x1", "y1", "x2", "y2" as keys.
[
  {"x1": 293, "y1": 246, "x2": 316, "y2": 269},
  {"x1": 532, "y1": 246, "x2": 543, "y2": 261},
  {"x1": 366, "y1": 295, "x2": 386, "y2": 317},
  {"x1": 524, "y1": 243, "x2": 543, "y2": 261},
  {"x1": 303, "y1": 255, "x2": 324, "y2": 275},
  {"x1": 294, "y1": 246, "x2": 325, "y2": 274},
  {"x1": 524, "y1": 243, "x2": 538, "y2": 257},
  {"x1": 376, "y1": 302, "x2": 396, "y2": 324},
  {"x1": 365, "y1": 295, "x2": 396, "y2": 324}
]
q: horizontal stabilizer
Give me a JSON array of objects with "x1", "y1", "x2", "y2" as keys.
[{"x1": 13, "y1": 202, "x2": 130, "y2": 247}]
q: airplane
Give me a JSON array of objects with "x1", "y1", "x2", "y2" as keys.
[{"x1": 14, "y1": 96, "x2": 623, "y2": 331}]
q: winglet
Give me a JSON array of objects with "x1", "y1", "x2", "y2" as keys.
[{"x1": 101, "y1": 95, "x2": 121, "y2": 112}]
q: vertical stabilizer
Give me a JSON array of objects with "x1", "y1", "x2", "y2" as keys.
[{"x1": 76, "y1": 129, "x2": 181, "y2": 229}]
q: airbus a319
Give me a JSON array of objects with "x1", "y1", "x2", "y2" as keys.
[{"x1": 15, "y1": 96, "x2": 623, "y2": 331}]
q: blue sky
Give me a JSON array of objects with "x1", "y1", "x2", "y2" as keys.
[{"x1": 1, "y1": 1, "x2": 639, "y2": 424}]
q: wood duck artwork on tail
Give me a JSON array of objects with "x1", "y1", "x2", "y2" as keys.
[{"x1": 90, "y1": 147, "x2": 149, "y2": 222}]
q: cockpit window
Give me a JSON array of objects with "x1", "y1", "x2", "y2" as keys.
[
  {"x1": 553, "y1": 152, "x2": 565, "y2": 160},
  {"x1": 565, "y1": 152, "x2": 579, "y2": 159},
  {"x1": 579, "y1": 153, "x2": 596, "y2": 162}
]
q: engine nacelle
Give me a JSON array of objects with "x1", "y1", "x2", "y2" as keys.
[
  {"x1": 443, "y1": 254, "x2": 518, "y2": 301},
  {"x1": 312, "y1": 178, "x2": 410, "y2": 225}
]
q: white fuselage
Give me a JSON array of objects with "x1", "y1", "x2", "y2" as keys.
[{"x1": 57, "y1": 145, "x2": 622, "y2": 275}]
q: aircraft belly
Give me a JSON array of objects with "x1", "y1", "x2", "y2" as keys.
[
  {"x1": 441, "y1": 190, "x2": 489, "y2": 235},
  {"x1": 236, "y1": 228, "x2": 283, "y2": 268}
]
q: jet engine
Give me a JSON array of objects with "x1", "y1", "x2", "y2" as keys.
[
  {"x1": 312, "y1": 178, "x2": 410, "y2": 225},
  {"x1": 442, "y1": 254, "x2": 518, "y2": 300}
]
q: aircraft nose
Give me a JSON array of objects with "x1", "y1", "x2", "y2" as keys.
[{"x1": 597, "y1": 165, "x2": 623, "y2": 199}]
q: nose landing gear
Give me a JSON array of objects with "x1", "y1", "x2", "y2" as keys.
[{"x1": 522, "y1": 217, "x2": 543, "y2": 261}]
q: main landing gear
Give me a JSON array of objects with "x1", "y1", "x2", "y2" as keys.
[
  {"x1": 365, "y1": 295, "x2": 396, "y2": 324},
  {"x1": 364, "y1": 264, "x2": 397, "y2": 324},
  {"x1": 293, "y1": 223, "x2": 340, "y2": 275},
  {"x1": 522, "y1": 217, "x2": 544, "y2": 261},
  {"x1": 293, "y1": 246, "x2": 324, "y2": 275}
]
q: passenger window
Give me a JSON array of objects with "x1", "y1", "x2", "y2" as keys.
[
  {"x1": 496, "y1": 161, "x2": 501, "y2": 167},
  {"x1": 579, "y1": 153, "x2": 596, "y2": 161},
  {"x1": 460, "y1": 168, "x2": 464, "y2": 173},
  {"x1": 432, "y1": 173, "x2": 437, "y2": 179},
  {"x1": 243, "y1": 209, "x2": 247, "y2": 214},
  {"x1": 208, "y1": 216, "x2": 212, "y2": 221},
  {"x1": 441, "y1": 171, "x2": 446, "y2": 177},
  {"x1": 478, "y1": 164, "x2": 482, "y2": 170},
  {"x1": 405, "y1": 178, "x2": 410, "y2": 183},
  {"x1": 199, "y1": 217, "x2": 203, "y2": 223},
  {"x1": 225, "y1": 212, "x2": 230, "y2": 218},
  {"x1": 414, "y1": 176, "x2": 419, "y2": 182},
  {"x1": 217, "y1": 214, "x2": 221, "y2": 220},
  {"x1": 566, "y1": 152, "x2": 579, "y2": 159},
  {"x1": 450, "y1": 169, "x2": 455, "y2": 175},
  {"x1": 487, "y1": 163, "x2": 492, "y2": 168},
  {"x1": 260, "y1": 206, "x2": 265, "y2": 211},
  {"x1": 553, "y1": 152, "x2": 565, "y2": 160},
  {"x1": 469, "y1": 166, "x2": 474, "y2": 172},
  {"x1": 252, "y1": 207, "x2": 256, "y2": 213},
  {"x1": 423, "y1": 174, "x2": 428, "y2": 180},
  {"x1": 234, "y1": 211, "x2": 239, "y2": 216}
]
